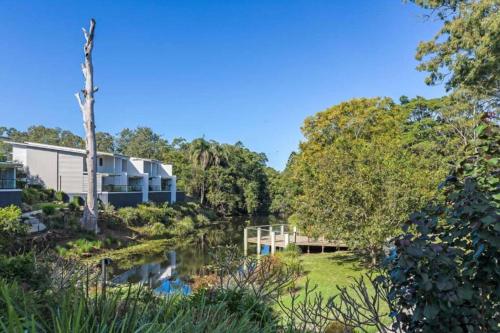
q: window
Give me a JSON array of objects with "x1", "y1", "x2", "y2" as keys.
[
  {"x1": 99, "y1": 158, "x2": 103, "y2": 167},
  {"x1": 83, "y1": 158, "x2": 87, "y2": 172},
  {"x1": 121, "y1": 159, "x2": 127, "y2": 172}
]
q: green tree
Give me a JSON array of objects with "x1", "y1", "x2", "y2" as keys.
[
  {"x1": 411, "y1": 0, "x2": 500, "y2": 98},
  {"x1": 2, "y1": 125, "x2": 85, "y2": 148},
  {"x1": 96, "y1": 132, "x2": 115, "y2": 153},
  {"x1": 116, "y1": 127, "x2": 168, "y2": 160},
  {"x1": 291, "y1": 98, "x2": 452, "y2": 264},
  {"x1": 388, "y1": 119, "x2": 499, "y2": 332}
]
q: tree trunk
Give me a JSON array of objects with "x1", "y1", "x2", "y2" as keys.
[
  {"x1": 75, "y1": 19, "x2": 98, "y2": 233},
  {"x1": 370, "y1": 247, "x2": 378, "y2": 266}
]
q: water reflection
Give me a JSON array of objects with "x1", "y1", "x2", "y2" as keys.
[
  {"x1": 111, "y1": 251, "x2": 192, "y2": 295},
  {"x1": 110, "y1": 216, "x2": 284, "y2": 294}
]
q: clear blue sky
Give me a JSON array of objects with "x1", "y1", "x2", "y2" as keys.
[{"x1": 0, "y1": 0, "x2": 444, "y2": 170}]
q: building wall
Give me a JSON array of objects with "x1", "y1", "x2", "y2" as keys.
[
  {"x1": 0, "y1": 190, "x2": 22, "y2": 207},
  {"x1": 12, "y1": 147, "x2": 27, "y2": 165},
  {"x1": 159, "y1": 164, "x2": 173, "y2": 177},
  {"x1": 59, "y1": 152, "x2": 85, "y2": 193},
  {"x1": 127, "y1": 160, "x2": 143, "y2": 176},
  {"x1": 26, "y1": 148, "x2": 59, "y2": 189},
  {"x1": 148, "y1": 191, "x2": 171, "y2": 204}
]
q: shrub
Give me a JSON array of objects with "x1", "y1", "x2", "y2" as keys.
[
  {"x1": 275, "y1": 245, "x2": 303, "y2": 276},
  {"x1": 171, "y1": 216, "x2": 195, "y2": 236},
  {"x1": 387, "y1": 122, "x2": 500, "y2": 332},
  {"x1": 195, "y1": 213, "x2": 211, "y2": 226},
  {"x1": 100, "y1": 203, "x2": 119, "y2": 228},
  {"x1": 0, "y1": 280, "x2": 276, "y2": 332},
  {"x1": 67, "y1": 202, "x2": 77, "y2": 211},
  {"x1": 136, "y1": 204, "x2": 167, "y2": 225},
  {"x1": 54, "y1": 191, "x2": 67, "y2": 202},
  {"x1": 200, "y1": 208, "x2": 218, "y2": 221},
  {"x1": 22, "y1": 188, "x2": 47, "y2": 204},
  {"x1": 57, "y1": 238, "x2": 102, "y2": 257},
  {"x1": 117, "y1": 207, "x2": 141, "y2": 226},
  {"x1": 71, "y1": 196, "x2": 84, "y2": 207},
  {"x1": 41, "y1": 203, "x2": 56, "y2": 215},
  {"x1": 185, "y1": 288, "x2": 278, "y2": 330},
  {"x1": 143, "y1": 222, "x2": 168, "y2": 237},
  {"x1": 0, "y1": 205, "x2": 26, "y2": 236},
  {"x1": 0, "y1": 253, "x2": 50, "y2": 290}
]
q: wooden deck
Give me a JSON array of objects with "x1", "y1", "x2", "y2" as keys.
[{"x1": 247, "y1": 233, "x2": 347, "y2": 249}]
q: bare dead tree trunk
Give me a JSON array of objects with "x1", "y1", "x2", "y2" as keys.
[{"x1": 75, "y1": 19, "x2": 98, "y2": 233}]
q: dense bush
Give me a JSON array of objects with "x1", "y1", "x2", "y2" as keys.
[
  {"x1": 136, "y1": 204, "x2": 170, "y2": 225},
  {"x1": 54, "y1": 191, "x2": 67, "y2": 202},
  {"x1": 185, "y1": 288, "x2": 279, "y2": 329},
  {"x1": 22, "y1": 187, "x2": 48, "y2": 204},
  {"x1": 0, "y1": 205, "x2": 26, "y2": 236},
  {"x1": 71, "y1": 196, "x2": 85, "y2": 207},
  {"x1": 117, "y1": 207, "x2": 142, "y2": 226},
  {"x1": 143, "y1": 222, "x2": 169, "y2": 237},
  {"x1": 56, "y1": 238, "x2": 102, "y2": 257},
  {"x1": 0, "y1": 280, "x2": 277, "y2": 333},
  {"x1": 387, "y1": 122, "x2": 499, "y2": 332},
  {"x1": 171, "y1": 216, "x2": 195, "y2": 236},
  {"x1": 0, "y1": 253, "x2": 50, "y2": 290},
  {"x1": 40, "y1": 203, "x2": 56, "y2": 215}
]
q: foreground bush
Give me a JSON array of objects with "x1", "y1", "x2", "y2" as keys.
[
  {"x1": 0, "y1": 205, "x2": 26, "y2": 236},
  {"x1": 21, "y1": 187, "x2": 54, "y2": 205},
  {"x1": 0, "y1": 280, "x2": 277, "y2": 333},
  {"x1": 40, "y1": 203, "x2": 56, "y2": 215},
  {"x1": 0, "y1": 253, "x2": 50, "y2": 290},
  {"x1": 387, "y1": 122, "x2": 499, "y2": 332}
]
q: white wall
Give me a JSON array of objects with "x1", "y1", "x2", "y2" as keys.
[
  {"x1": 26, "y1": 148, "x2": 58, "y2": 189},
  {"x1": 159, "y1": 164, "x2": 173, "y2": 177},
  {"x1": 59, "y1": 152, "x2": 85, "y2": 193},
  {"x1": 12, "y1": 147, "x2": 27, "y2": 165},
  {"x1": 128, "y1": 160, "x2": 143, "y2": 176}
]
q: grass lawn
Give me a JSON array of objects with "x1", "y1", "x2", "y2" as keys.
[
  {"x1": 278, "y1": 251, "x2": 389, "y2": 332},
  {"x1": 295, "y1": 251, "x2": 369, "y2": 297}
]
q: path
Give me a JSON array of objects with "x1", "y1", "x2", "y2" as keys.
[{"x1": 21, "y1": 210, "x2": 47, "y2": 234}]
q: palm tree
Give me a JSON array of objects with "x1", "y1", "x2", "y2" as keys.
[
  {"x1": 189, "y1": 139, "x2": 230, "y2": 205},
  {"x1": 189, "y1": 138, "x2": 212, "y2": 204}
]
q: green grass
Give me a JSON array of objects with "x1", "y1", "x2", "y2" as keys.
[
  {"x1": 279, "y1": 252, "x2": 390, "y2": 332},
  {"x1": 295, "y1": 251, "x2": 368, "y2": 297},
  {"x1": 83, "y1": 238, "x2": 177, "y2": 270}
]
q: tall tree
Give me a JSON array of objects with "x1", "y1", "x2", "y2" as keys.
[
  {"x1": 96, "y1": 132, "x2": 115, "y2": 153},
  {"x1": 116, "y1": 127, "x2": 167, "y2": 160},
  {"x1": 75, "y1": 19, "x2": 98, "y2": 233},
  {"x1": 290, "y1": 98, "x2": 452, "y2": 264},
  {"x1": 411, "y1": 0, "x2": 499, "y2": 100}
]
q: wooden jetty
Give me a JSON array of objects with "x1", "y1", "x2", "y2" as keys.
[{"x1": 243, "y1": 224, "x2": 347, "y2": 256}]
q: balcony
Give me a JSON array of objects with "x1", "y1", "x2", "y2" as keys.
[
  {"x1": 149, "y1": 185, "x2": 161, "y2": 191},
  {"x1": 0, "y1": 179, "x2": 16, "y2": 190},
  {"x1": 102, "y1": 184, "x2": 143, "y2": 192}
]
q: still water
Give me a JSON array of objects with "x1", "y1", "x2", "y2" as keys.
[{"x1": 109, "y1": 216, "x2": 283, "y2": 293}]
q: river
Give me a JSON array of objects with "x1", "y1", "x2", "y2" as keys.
[{"x1": 109, "y1": 215, "x2": 284, "y2": 292}]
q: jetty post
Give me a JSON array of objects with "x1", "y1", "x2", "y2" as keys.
[{"x1": 256, "y1": 227, "x2": 261, "y2": 256}]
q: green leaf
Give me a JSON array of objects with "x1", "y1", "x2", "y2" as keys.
[
  {"x1": 423, "y1": 303, "x2": 439, "y2": 320},
  {"x1": 457, "y1": 286, "x2": 473, "y2": 300}
]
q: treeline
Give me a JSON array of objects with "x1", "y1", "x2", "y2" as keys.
[{"x1": 0, "y1": 126, "x2": 274, "y2": 217}]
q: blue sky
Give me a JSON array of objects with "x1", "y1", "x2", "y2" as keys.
[{"x1": 0, "y1": 0, "x2": 444, "y2": 170}]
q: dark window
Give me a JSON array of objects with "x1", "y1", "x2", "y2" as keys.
[
  {"x1": 99, "y1": 158, "x2": 103, "y2": 167},
  {"x1": 83, "y1": 158, "x2": 87, "y2": 172}
]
